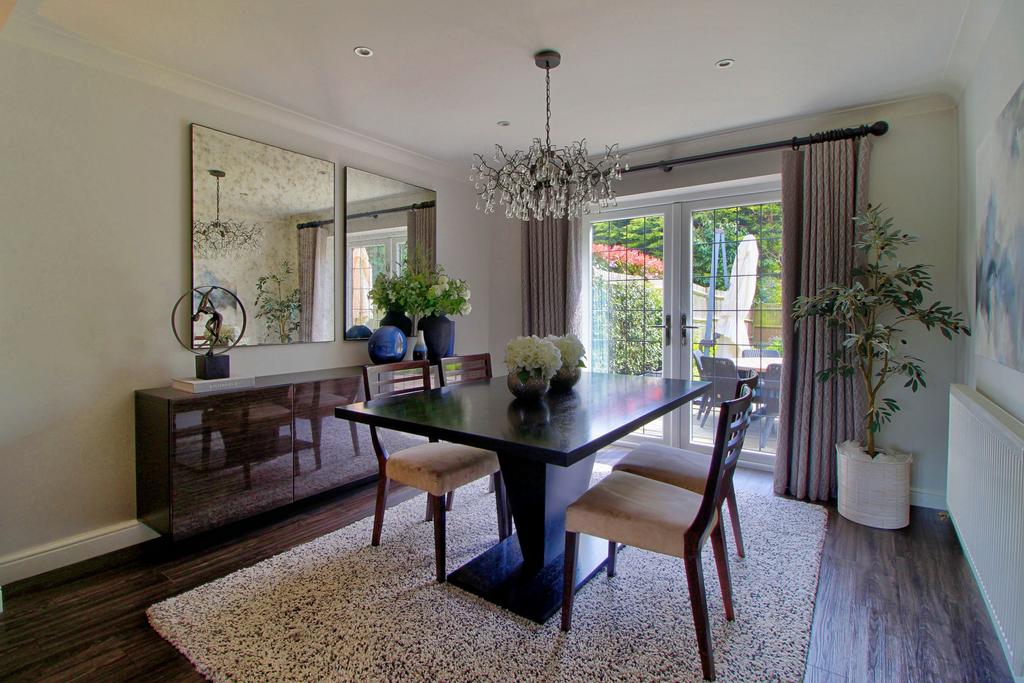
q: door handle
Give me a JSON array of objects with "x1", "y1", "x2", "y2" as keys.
[
  {"x1": 681, "y1": 313, "x2": 699, "y2": 342},
  {"x1": 649, "y1": 314, "x2": 671, "y2": 346}
]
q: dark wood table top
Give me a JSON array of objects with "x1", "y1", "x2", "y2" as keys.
[{"x1": 335, "y1": 374, "x2": 709, "y2": 466}]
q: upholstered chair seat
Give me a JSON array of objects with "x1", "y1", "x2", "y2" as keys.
[
  {"x1": 565, "y1": 470, "x2": 710, "y2": 559},
  {"x1": 614, "y1": 444, "x2": 709, "y2": 492},
  {"x1": 387, "y1": 443, "x2": 498, "y2": 498}
]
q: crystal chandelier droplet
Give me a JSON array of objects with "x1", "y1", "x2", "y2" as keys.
[{"x1": 470, "y1": 50, "x2": 627, "y2": 222}]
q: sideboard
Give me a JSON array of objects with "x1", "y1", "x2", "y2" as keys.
[{"x1": 135, "y1": 366, "x2": 426, "y2": 539}]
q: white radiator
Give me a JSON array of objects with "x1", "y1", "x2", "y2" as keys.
[{"x1": 948, "y1": 384, "x2": 1024, "y2": 679}]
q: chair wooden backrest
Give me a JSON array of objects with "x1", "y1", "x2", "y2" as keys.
[
  {"x1": 361, "y1": 360, "x2": 431, "y2": 465},
  {"x1": 685, "y1": 381, "x2": 755, "y2": 553},
  {"x1": 439, "y1": 353, "x2": 492, "y2": 386},
  {"x1": 736, "y1": 373, "x2": 758, "y2": 399}
]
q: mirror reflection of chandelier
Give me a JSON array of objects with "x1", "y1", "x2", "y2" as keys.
[
  {"x1": 471, "y1": 50, "x2": 627, "y2": 221},
  {"x1": 192, "y1": 169, "x2": 263, "y2": 256}
]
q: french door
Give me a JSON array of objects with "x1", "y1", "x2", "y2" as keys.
[{"x1": 585, "y1": 184, "x2": 782, "y2": 464}]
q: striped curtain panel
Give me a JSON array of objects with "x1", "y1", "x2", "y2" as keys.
[
  {"x1": 773, "y1": 138, "x2": 871, "y2": 501},
  {"x1": 407, "y1": 205, "x2": 437, "y2": 267},
  {"x1": 297, "y1": 225, "x2": 319, "y2": 342},
  {"x1": 521, "y1": 216, "x2": 584, "y2": 337}
]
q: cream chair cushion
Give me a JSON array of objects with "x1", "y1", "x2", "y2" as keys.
[
  {"x1": 613, "y1": 443, "x2": 711, "y2": 493},
  {"x1": 386, "y1": 443, "x2": 498, "y2": 497},
  {"x1": 565, "y1": 471, "x2": 710, "y2": 558}
]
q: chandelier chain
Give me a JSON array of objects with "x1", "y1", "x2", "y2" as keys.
[{"x1": 545, "y1": 65, "x2": 551, "y2": 151}]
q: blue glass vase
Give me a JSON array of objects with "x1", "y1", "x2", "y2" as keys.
[{"x1": 367, "y1": 326, "x2": 407, "y2": 364}]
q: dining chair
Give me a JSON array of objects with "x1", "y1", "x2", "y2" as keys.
[
  {"x1": 698, "y1": 357, "x2": 741, "y2": 428},
  {"x1": 438, "y1": 353, "x2": 511, "y2": 537},
  {"x1": 561, "y1": 383, "x2": 755, "y2": 681},
  {"x1": 363, "y1": 360, "x2": 509, "y2": 582},
  {"x1": 757, "y1": 363, "x2": 783, "y2": 449},
  {"x1": 612, "y1": 375, "x2": 758, "y2": 557}
]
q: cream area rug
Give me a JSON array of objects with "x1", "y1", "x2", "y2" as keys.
[{"x1": 148, "y1": 468, "x2": 827, "y2": 682}]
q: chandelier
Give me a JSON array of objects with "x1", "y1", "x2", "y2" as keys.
[
  {"x1": 471, "y1": 50, "x2": 627, "y2": 221},
  {"x1": 193, "y1": 169, "x2": 263, "y2": 256}
]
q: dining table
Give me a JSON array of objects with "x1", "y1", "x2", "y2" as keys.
[{"x1": 335, "y1": 372, "x2": 710, "y2": 623}]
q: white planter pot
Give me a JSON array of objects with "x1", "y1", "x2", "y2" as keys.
[{"x1": 836, "y1": 440, "x2": 913, "y2": 529}]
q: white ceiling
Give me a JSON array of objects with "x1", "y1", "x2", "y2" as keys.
[{"x1": 15, "y1": 0, "x2": 978, "y2": 165}]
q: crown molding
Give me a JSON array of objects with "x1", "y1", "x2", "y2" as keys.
[
  {"x1": 0, "y1": 16, "x2": 467, "y2": 181},
  {"x1": 943, "y1": 0, "x2": 1004, "y2": 96}
]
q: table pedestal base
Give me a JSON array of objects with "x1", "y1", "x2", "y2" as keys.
[{"x1": 447, "y1": 532, "x2": 610, "y2": 623}]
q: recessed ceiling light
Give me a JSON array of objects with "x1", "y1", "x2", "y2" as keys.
[
  {"x1": 354, "y1": 46, "x2": 374, "y2": 57},
  {"x1": 496, "y1": 120, "x2": 511, "y2": 127},
  {"x1": 715, "y1": 58, "x2": 735, "y2": 69}
]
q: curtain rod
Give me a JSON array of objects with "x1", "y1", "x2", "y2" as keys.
[
  {"x1": 345, "y1": 200, "x2": 436, "y2": 221},
  {"x1": 296, "y1": 218, "x2": 336, "y2": 229},
  {"x1": 622, "y1": 121, "x2": 889, "y2": 174}
]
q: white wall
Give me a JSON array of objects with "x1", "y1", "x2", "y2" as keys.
[
  {"x1": 957, "y1": 0, "x2": 1024, "y2": 423},
  {"x1": 534, "y1": 96, "x2": 960, "y2": 508},
  {"x1": 0, "y1": 29, "x2": 508, "y2": 576}
]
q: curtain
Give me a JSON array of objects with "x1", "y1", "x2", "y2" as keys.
[
  {"x1": 773, "y1": 138, "x2": 871, "y2": 501},
  {"x1": 311, "y1": 228, "x2": 334, "y2": 341},
  {"x1": 521, "y1": 215, "x2": 584, "y2": 337},
  {"x1": 297, "y1": 226, "x2": 318, "y2": 342},
  {"x1": 407, "y1": 205, "x2": 436, "y2": 267}
]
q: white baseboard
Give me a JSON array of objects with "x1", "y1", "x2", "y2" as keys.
[
  {"x1": 910, "y1": 487, "x2": 947, "y2": 510},
  {"x1": 0, "y1": 520, "x2": 160, "y2": 586}
]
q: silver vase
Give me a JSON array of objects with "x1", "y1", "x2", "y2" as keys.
[
  {"x1": 507, "y1": 373, "x2": 549, "y2": 401},
  {"x1": 549, "y1": 365, "x2": 581, "y2": 392}
]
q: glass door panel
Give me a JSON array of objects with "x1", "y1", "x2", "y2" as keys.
[
  {"x1": 687, "y1": 199, "x2": 783, "y2": 459},
  {"x1": 589, "y1": 210, "x2": 671, "y2": 441}
]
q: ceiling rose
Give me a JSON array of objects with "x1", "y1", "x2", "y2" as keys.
[{"x1": 471, "y1": 50, "x2": 627, "y2": 222}]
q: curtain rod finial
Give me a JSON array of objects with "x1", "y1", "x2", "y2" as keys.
[{"x1": 869, "y1": 121, "x2": 889, "y2": 136}]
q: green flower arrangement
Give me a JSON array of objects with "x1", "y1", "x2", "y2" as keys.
[{"x1": 368, "y1": 257, "x2": 472, "y2": 319}]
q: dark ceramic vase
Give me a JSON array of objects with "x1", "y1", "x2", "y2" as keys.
[
  {"x1": 380, "y1": 310, "x2": 413, "y2": 337},
  {"x1": 417, "y1": 314, "x2": 454, "y2": 364},
  {"x1": 367, "y1": 325, "x2": 407, "y2": 364}
]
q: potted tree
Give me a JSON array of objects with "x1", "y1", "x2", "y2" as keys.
[{"x1": 792, "y1": 206, "x2": 970, "y2": 529}]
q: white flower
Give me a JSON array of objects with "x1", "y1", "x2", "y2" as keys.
[
  {"x1": 460, "y1": 302, "x2": 472, "y2": 315},
  {"x1": 545, "y1": 333, "x2": 587, "y2": 369},
  {"x1": 505, "y1": 336, "x2": 562, "y2": 381},
  {"x1": 438, "y1": 275, "x2": 449, "y2": 286},
  {"x1": 463, "y1": 288, "x2": 471, "y2": 300},
  {"x1": 429, "y1": 284, "x2": 443, "y2": 297}
]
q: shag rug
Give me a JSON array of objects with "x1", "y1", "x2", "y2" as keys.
[{"x1": 148, "y1": 469, "x2": 827, "y2": 682}]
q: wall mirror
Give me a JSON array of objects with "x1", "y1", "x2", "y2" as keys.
[
  {"x1": 191, "y1": 124, "x2": 336, "y2": 347},
  {"x1": 343, "y1": 167, "x2": 436, "y2": 340}
]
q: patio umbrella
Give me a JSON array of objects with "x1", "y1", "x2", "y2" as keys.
[{"x1": 717, "y1": 234, "x2": 759, "y2": 353}]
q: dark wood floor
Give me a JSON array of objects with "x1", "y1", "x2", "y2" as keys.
[{"x1": 0, "y1": 455, "x2": 1011, "y2": 682}]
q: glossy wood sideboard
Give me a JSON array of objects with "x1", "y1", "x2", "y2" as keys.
[{"x1": 135, "y1": 367, "x2": 425, "y2": 539}]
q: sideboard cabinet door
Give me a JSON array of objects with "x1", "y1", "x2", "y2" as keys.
[
  {"x1": 170, "y1": 385, "x2": 294, "y2": 538},
  {"x1": 293, "y1": 377, "x2": 378, "y2": 500}
]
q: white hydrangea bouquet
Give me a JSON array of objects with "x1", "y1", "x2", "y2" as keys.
[
  {"x1": 505, "y1": 335, "x2": 562, "y2": 400},
  {"x1": 545, "y1": 333, "x2": 586, "y2": 391}
]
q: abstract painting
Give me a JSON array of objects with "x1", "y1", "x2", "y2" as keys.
[{"x1": 976, "y1": 78, "x2": 1024, "y2": 372}]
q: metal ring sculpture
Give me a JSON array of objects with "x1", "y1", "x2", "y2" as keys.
[{"x1": 171, "y1": 286, "x2": 247, "y2": 356}]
